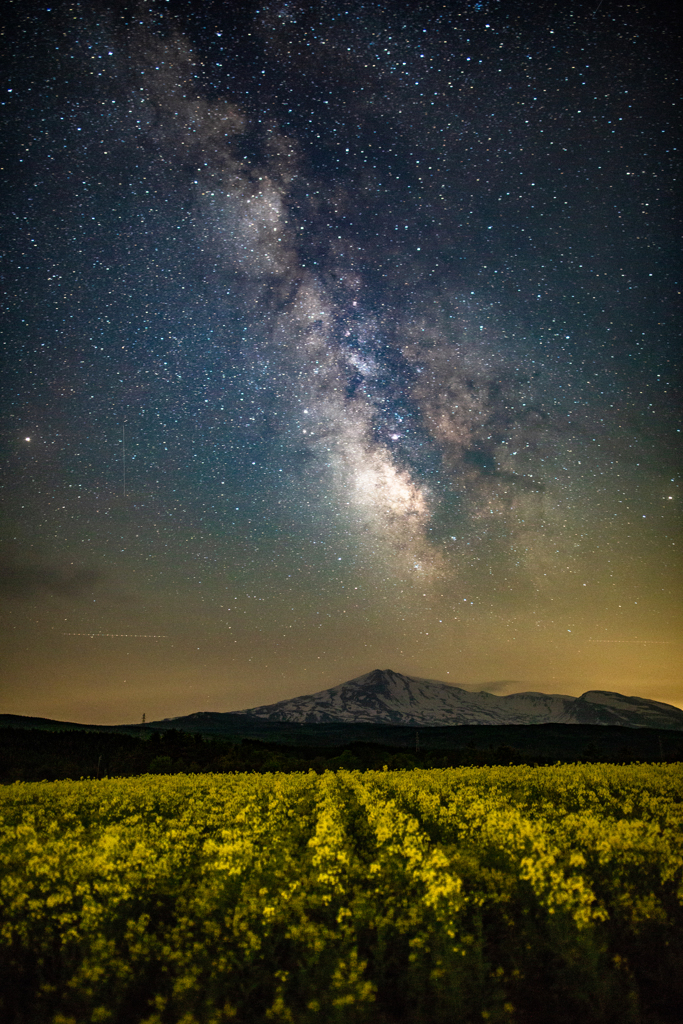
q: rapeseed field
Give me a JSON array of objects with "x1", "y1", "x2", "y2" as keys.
[{"x1": 1, "y1": 764, "x2": 681, "y2": 1023}]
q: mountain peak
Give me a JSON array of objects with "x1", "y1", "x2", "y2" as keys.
[{"x1": 237, "y1": 671, "x2": 683, "y2": 730}]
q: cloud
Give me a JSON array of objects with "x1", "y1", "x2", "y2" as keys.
[{"x1": 0, "y1": 563, "x2": 102, "y2": 601}]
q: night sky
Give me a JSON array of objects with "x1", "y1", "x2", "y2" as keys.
[{"x1": 1, "y1": 0, "x2": 681, "y2": 725}]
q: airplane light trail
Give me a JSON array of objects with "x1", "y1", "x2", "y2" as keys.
[{"x1": 61, "y1": 633, "x2": 168, "y2": 638}]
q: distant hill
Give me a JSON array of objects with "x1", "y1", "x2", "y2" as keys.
[
  {"x1": 0, "y1": 714, "x2": 145, "y2": 736},
  {"x1": 157, "y1": 669, "x2": 683, "y2": 731}
]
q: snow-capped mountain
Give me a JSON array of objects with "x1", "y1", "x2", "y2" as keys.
[{"x1": 234, "y1": 668, "x2": 683, "y2": 730}]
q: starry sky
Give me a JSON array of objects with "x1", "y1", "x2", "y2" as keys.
[{"x1": 1, "y1": 0, "x2": 681, "y2": 725}]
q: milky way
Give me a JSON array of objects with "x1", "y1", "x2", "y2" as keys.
[{"x1": 1, "y1": 0, "x2": 680, "y2": 722}]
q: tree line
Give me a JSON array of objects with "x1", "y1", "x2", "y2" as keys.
[{"x1": 2, "y1": 725, "x2": 681, "y2": 783}]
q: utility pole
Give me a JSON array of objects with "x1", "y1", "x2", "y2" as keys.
[
  {"x1": 142, "y1": 712, "x2": 146, "y2": 725},
  {"x1": 415, "y1": 729, "x2": 419, "y2": 754}
]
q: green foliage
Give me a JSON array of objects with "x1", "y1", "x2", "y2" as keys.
[{"x1": 0, "y1": 764, "x2": 681, "y2": 1023}]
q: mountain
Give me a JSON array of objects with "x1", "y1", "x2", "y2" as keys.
[
  {"x1": 0, "y1": 713, "x2": 145, "y2": 736},
  {"x1": 226, "y1": 669, "x2": 683, "y2": 730}
]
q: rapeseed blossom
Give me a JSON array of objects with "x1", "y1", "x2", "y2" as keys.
[{"x1": 1, "y1": 764, "x2": 681, "y2": 1022}]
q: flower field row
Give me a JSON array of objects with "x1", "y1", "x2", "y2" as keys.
[{"x1": 1, "y1": 763, "x2": 681, "y2": 1023}]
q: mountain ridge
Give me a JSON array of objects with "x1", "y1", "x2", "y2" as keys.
[{"x1": 217, "y1": 668, "x2": 683, "y2": 731}]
